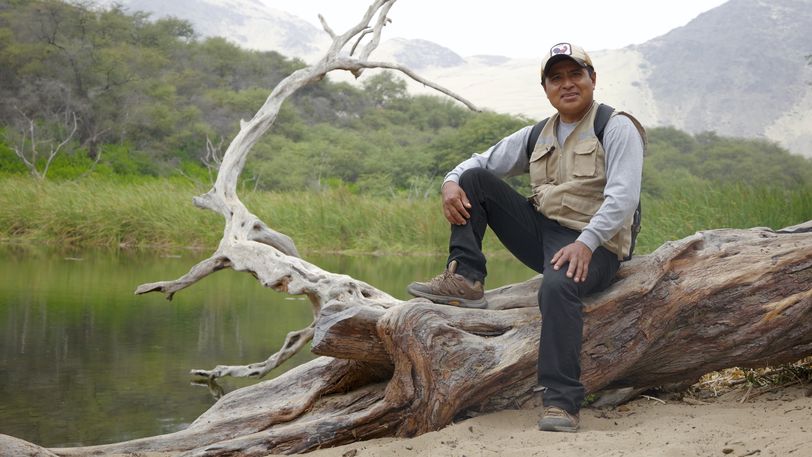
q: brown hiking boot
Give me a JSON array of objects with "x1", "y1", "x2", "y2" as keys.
[
  {"x1": 538, "y1": 406, "x2": 580, "y2": 433},
  {"x1": 407, "y1": 260, "x2": 486, "y2": 308}
]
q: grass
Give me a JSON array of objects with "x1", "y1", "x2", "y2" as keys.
[
  {"x1": 636, "y1": 183, "x2": 812, "y2": 253},
  {"x1": 1, "y1": 178, "x2": 222, "y2": 249},
  {"x1": 1, "y1": 175, "x2": 810, "y2": 254},
  {"x1": 0, "y1": 176, "x2": 453, "y2": 253}
]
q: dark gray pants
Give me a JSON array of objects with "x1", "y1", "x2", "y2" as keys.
[{"x1": 449, "y1": 168, "x2": 620, "y2": 414}]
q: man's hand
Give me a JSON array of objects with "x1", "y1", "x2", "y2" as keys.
[
  {"x1": 442, "y1": 181, "x2": 471, "y2": 225},
  {"x1": 551, "y1": 241, "x2": 593, "y2": 283}
]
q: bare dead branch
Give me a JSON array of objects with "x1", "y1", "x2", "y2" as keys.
[
  {"x1": 247, "y1": 220, "x2": 300, "y2": 257},
  {"x1": 203, "y1": 135, "x2": 225, "y2": 184},
  {"x1": 42, "y1": 111, "x2": 77, "y2": 179},
  {"x1": 357, "y1": 1, "x2": 395, "y2": 62},
  {"x1": 191, "y1": 322, "x2": 316, "y2": 379},
  {"x1": 341, "y1": 59, "x2": 480, "y2": 111},
  {"x1": 10, "y1": 107, "x2": 38, "y2": 176},
  {"x1": 133, "y1": 0, "x2": 473, "y2": 385},
  {"x1": 10, "y1": 107, "x2": 78, "y2": 179},
  {"x1": 317, "y1": 14, "x2": 337, "y2": 39},
  {"x1": 323, "y1": 0, "x2": 395, "y2": 58},
  {"x1": 350, "y1": 27, "x2": 373, "y2": 56},
  {"x1": 134, "y1": 256, "x2": 232, "y2": 300}
]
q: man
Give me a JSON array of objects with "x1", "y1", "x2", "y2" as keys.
[{"x1": 407, "y1": 42, "x2": 645, "y2": 432}]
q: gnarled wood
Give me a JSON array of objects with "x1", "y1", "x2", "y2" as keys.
[
  {"x1": 129, "y1": 0, "x2": 476, "y2": 380},
  {"x1": 47, "y1": 223, "x2": 812, "y2": 456},
  {"x1": 0, "y1": 434, "x2": 58, "y2": 457}
]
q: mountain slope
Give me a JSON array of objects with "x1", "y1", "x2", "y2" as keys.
[
  {"x1": 97, "y1": 0, "x2": 331, "y2": 61},
  {"x1": 639, "y1": 0, "x2": 812, "y2": 148}
]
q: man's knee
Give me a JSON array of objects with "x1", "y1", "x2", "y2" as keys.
[
  {"x1": 459, "y1": 167, "x2": 497, "y2": 190},
  {"x1": 539, "y1": 269, "x2": 582, "y2": 314},
  {"x1": 541, "y1": 268, "x2": 579, "y2": 294}
]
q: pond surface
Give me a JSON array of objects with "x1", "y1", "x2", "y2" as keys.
[{"x1": 0, "y1": 246, "x2": 535, "y2": 448}]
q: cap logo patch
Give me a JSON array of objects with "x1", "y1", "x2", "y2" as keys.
[{"x1": 550, "y1": 43, "x2": 572, "y2": 57}]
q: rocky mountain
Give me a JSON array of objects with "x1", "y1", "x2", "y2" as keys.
[
  {"x1": 94, "y1": 0, "x2": 812, "y2": 157},
  {"x1": 639, "y1": 0, "x2": 812, "y2": 156},
  {"x1": 95, "y1": 0, "x2": 332, "y2": 61},
  {"x1": 375, "y1": 38, "x2": 465, "y2": 70}
]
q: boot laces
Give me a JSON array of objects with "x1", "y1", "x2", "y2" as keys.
[
  {"x1": 544, "y1": 407, "x2": 572, "y2": 419},
  {"x1": 430, "y1": 268, "x2": 455, "y2": 288}
]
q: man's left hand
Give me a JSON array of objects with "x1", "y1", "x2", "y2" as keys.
[{"x1": 551, "y1": 241, "x2": 593, "y2": 283}]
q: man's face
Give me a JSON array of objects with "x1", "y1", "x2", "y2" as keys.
[{"x1": 543, "y1": 59, "x2": 596, "y2": 123}]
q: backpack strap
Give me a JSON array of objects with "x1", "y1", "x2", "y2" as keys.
[
  {"x1": 525, "y1": 118, "x2": 548, "y2": 159},
  {"x1": 593, "y1": 103, "x2": 614, "y2": 143}
]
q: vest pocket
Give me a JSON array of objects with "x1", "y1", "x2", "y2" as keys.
[
  {"x1": 561, "y1": 193, "x2": 602, "y2": 222},
  {"x1": 529, "y1": 145, "x2": 554, "y2": 187},
  {"x1": 572, "y1": 139, "x2": 598, "y2": 177}
]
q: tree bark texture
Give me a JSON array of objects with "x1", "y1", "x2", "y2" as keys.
[{"x1": 47, "y1": 222, "x2": 812, "y2": 456}]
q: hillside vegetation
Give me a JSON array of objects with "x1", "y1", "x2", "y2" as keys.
[{"x1": 1, "y1": 0, "x2": 810, "y2": 253}]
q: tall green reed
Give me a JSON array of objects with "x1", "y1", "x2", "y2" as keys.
[{"x1": 1, "y1": 176, "x2": 809, "y2": 254}]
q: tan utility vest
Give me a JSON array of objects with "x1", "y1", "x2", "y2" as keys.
[{"x1": 528, "y1": 102, "x2": 644, "y2": 260}]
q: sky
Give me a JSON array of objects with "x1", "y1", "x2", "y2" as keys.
[{"x1": 261, "y1": 0, "x2": 729, "y2": 58}]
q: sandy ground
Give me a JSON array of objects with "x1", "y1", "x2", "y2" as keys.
[
  {"x1": 298, "y1": 386, "x2": 811, "y2": 457},
  {"x1": 5, "y1": 386, "x2": 807, "y2": 457}
]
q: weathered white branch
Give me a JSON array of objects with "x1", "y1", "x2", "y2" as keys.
[
  {"x1": 0, "y1": 435, "x2": 58, "y2": 457},
  {"x1": 43, "y1": 111, "x2": 77, "y2": 178},
  {"x1": 191, "y1": 323, "x2": 317, "y2": 379},
  {"x1": 356, "y1": 1, "x2": 395, "y2": 62},
  {"x1": 11, "y1": 107, "x2": 37, "y2": 173},
  {"x1": 340, "y1": 59, "x2": 480, "y2": 111},
  {"x1": 350, "y1": 27, "x2": 374, "y2": 57},
  {"x1": 135, "y1": 256, "x2": 231, "y2": 300},
  {"x1": 317, "y1": 14, "x2": 337, "y2": 39},
  {"x1": 202, "y1": 134, "x2": 225, "y2": 184},
  {"x1": 135, "y1": 0, "x2": 479, "y2": 382},
  {"x1": 10, "y1": 106, "x2": 77, "y2": 180},
  {"x1": 321, "y1": 0, "x2": 393, "y2": 60},
  {"x1": 247, "y1": 220, "x2": 300, "y2": 257}
]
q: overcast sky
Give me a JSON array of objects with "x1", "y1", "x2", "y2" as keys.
[{"x1": 261, "y1": 0, "x2": 728, "y2": 58}]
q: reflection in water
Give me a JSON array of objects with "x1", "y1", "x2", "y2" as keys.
[
  {"x1": 191, "y1": 378, "x2": 226, "y2": 401},
  {"x1": 0, "y1": 246, "x2": 534, "y2": 447}
]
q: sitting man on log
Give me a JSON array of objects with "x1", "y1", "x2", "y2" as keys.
[{"x1": 408, "y1": 42, "x2": 646, "y2": 432}]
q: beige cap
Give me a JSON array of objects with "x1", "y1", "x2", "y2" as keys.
[{"x1": 540, "y1": 42, "x2": 594, "y2": 82}]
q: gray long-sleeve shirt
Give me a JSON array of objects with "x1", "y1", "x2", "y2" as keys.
[{"x1": 443, "y1": 115, "x2": 644, "y2": 253}]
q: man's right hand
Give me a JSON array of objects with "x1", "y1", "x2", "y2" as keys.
[{"x1": 442, "y1": 181, "x2": 472, "y2": 225}]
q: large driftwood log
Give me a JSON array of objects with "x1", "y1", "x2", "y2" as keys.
[{"x1": 48, "y1": 222, "x2": 812, "y2": 456}]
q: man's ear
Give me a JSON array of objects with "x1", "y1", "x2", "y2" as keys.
[{"x1": 591, "y1": 71, "x2": 597, "y2": 88}]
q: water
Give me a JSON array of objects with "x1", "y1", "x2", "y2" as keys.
[{"x1": 0, "y1": 246, "x2": 535, "y2": 448}]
